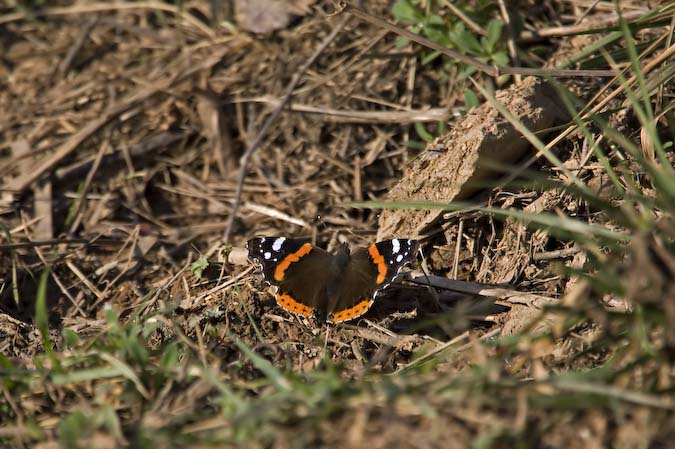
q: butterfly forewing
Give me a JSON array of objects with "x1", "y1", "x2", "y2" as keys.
[{"x1": 372, "y1": 238, "x2": 419, "y2": 287}]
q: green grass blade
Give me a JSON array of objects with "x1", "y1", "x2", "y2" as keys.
[
  {"x1": 550, "y1": 79, "x2": 626, "y2": 194},
  {"x1": 616, "y1": 3, "x2": 654, "y2": 123},
  {"x1": 0, "y1": 223, "x2": 20, "y2": 306},
  {"x1": 36, "y1": 267, "x2": 61, "y2": 371},
  {"x1": 99, "y1": 352, "x2": 150, "y2": 399},
  {"x1": 471, "y1": 80, "x2": 593, "y2": 197},
  {"x1": 548, "y1": 377, "x2": 674, "y2": 409},
  {"x1": 613, "y1": 6, "x2": 671, "y2": 169},
  {"x1": 50, "y1": 366, "x2": 129, "y2": 384},
  {"x1": 558, "y1": 31, "x2": 623, "y2": 69},
  {"x1": 230, "y1": 334, "x2": 291, "y2": 391},
  {"x1": 347, "y1": 200, "x2": 629, "y2": 242}
]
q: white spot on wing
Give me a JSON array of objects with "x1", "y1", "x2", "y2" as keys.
[
  {"x1": 396, "y1": 254, "x2": 403, "y2": 262},
  {"x1": 272, "y1": 237, "x2": 286, "y2": 251},
  {"x1": 261, "y1": 237, "x2": 266, "y2": 243},
  {"x1": 264, "y1": 252, "x2": 271, "y2": 260},
  {"x1": 391, "y1": 239, "x2": 400, "y2": 254}
]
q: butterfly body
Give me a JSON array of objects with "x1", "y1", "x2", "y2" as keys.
[{"x1": 247, "y1": 237, "x2": 419, "y2": 323}]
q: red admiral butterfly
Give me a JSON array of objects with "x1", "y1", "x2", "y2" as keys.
[{"x1": 247, "y1": 237, "x2": 419, "y2": 323}]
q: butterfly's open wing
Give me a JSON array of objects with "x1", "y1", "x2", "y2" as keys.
[
  {"x1": 247, "y1": 237, "x2": 332, "y2": 318},
  {"x1": 327, "y1": 239, "x2": 419, "y2": 323}
]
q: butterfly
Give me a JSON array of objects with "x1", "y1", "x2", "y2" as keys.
[{"x1": 247, "y1": 237, "x2": 419, "y2": 323}]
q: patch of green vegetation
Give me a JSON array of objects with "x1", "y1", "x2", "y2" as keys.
[
  {"x1": 391, "y1": 0, "x2": 511, "y2": 147},
  {"x1": 190, "y1": 256, "x2": 209, "y2": 279},
  {"x1": 391, "y1": 0, "x2": 509, "y2": 80}
]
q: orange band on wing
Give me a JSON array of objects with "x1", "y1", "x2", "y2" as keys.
[
  {"x1": 368, "y1": 245, "x2": 387, "y2": 284},
  {"x1": 276, "y1": 294, "x2": 314, "y2": 317},
  {"x1": 274, "y1": 243, "x2": 313, "y2": 281},
  {"x1": 329, "y1": 299, "x2": 374, "y2": 323}
]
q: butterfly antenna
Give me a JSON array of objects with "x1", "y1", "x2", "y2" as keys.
[{"x1": 311, "y1": 215, "x2": 328, "y2": 246}]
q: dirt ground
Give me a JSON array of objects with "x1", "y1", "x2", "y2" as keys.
[{"x1": 1, "y1": 1, "x2": 674, "y2": 448}]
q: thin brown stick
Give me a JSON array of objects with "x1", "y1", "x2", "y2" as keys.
[
  {"x1": 339, "y1": 2, "x2": 616, "y2": 78},
  {"x1": 223, "y1": 15, "x2": 350, "y2": 241},
  {"x1": 394, "y1": 327, "x2": 502, "y2": 373},
  {"x1": 67, "y1": 140, "x2": 110, "y2": 235},
  {"x1": 57, "y1": 15, "x2": 99, "y2": 79},
  {"x1": 533, "y1": 246, "x2": 580, "y2": 261},
  {"x1": 0, "y1": 238, "x2": 121, "y2": 250},
  {"x1": 229, "y1": 97, "x2": 451, "y2": 123},
  {"x1": 409, "y1": 273, "x2": 559, "y2": 308},
  {"x1": 452, "y1": 219, "x2": 463, "y2": 279},
  {"x1": 440, "y1": 0, "x2": 486, "y2": 36},
  {"x1": 352, "y1": 156, "x2": 362, "y2": 202},
  {"x1": 574, "y1": 0, "x2": 603, "y2": 26},
  {"x1": 518, "y1": 8, "x2": 654, "y2": 42},
  {"x1": 497, "y1": 0, "x2": 521, "y2": 83},
  {"x1": 31, "y1": 244, "x2": 88, "y2": 317}
]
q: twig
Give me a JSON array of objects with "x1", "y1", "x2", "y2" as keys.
[
  {"x1": 338, "y1": 2, "x2": 616, "y2": 78},
  {"x1": 452, "y1": 219, "x2": 463, "y2": 279},
  {"x1": 244, "y1": 202, "x2": 311, "y2": 229},
  {"x1": 0, "y1": 237, "x2": 120, "y2": 250},
  {"x1": 574, "y1": 0, "x2": 603, "y2": 26},
  {"x1": 52, "y1": 132, "x2": 184, "y2": 181},
  {"x1": 352, "y1": 156, "x2": 362, "y2": 202},
  {"x1": 66, "y1": 260, "x2": 105, "y2": 300},
  {"x1": 57, "y1": 15, "x2": 99, "y2": 79},
  {"x1": 440, "y1": 0, "x2": 486, "y2": 36},
  {"x1": 395, "y1": 327, "x2": 501, "y2": 373},
  {"x1": 223, "y1": 15, "x2": 350, "y2": 241},
  {"x1": 33, "y1": 179, "x2": 53, "y2": 240},
  {"x1": 518, "y1": 8, "x2": 651, "y2": 42},
  {"x1": 138, "y1": 255, "x2": 193, "y2": 316},
  {"x1": 532, "y1": 246, "x2": 580, "y2": 261},
  {"x1": 497, "y1": 0, "x2": 520, "y2": 83},
  {"x1": 409, "y1": 273, "x2": 559, "y2": 308},
  {"x1": 229, "y1": 96, "x2": 451, "y2": 123},
  {"x1": 350, "y1": 326, "x2": 419, "y2": 347},
  {"x1": 67, "y1": 140, "x2": 110, "y2": 235},
  {"x1": 32, "y1": 245, "x2": 88, "y2": 317},
  {"x1": 190, "y1": 265, "x2": 256, "y2": 304}
]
